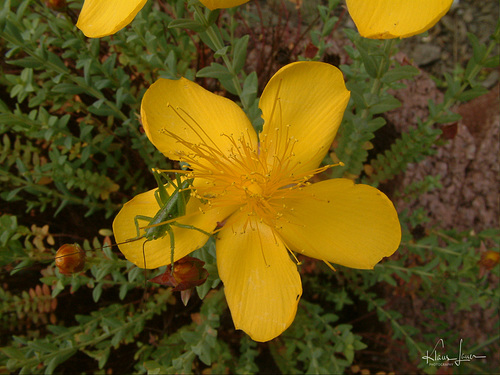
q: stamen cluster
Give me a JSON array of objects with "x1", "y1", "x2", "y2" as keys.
[{"x1": 163, "y1": 125, "x2": 334, "y2": 229}]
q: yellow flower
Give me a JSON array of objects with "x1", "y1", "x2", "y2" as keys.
[
  {"x1": 112, "y1": 61, "x2": 401, "y2": 341},
  {"x1": 346, "y1": 0, "x2": 453, "y2": 39},
  {"x1": 76, "y1": 0, "x2": 250, "y2": 38}
]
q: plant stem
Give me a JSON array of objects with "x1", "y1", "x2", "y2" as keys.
[
  {"x1": 13, "y1": 290, "x2": 171, "y2": 370},
  {"x1": 192, "y1": 5, "x2": 246, "y2": 110},
  {"x1": 0, "y1": 30, "x2": 129, "y2": 122},
  {"x1": 0, "y1": 169, "x2": 118, "y2": 211}
]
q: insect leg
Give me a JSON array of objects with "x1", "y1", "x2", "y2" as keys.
[
  {"x1": 171, "y1": 222, "x2": 212, "y2": 237},
  {"x1": 129, "y1": 215, "x2": 155, "y2": 242},
  {"x1": 167, "y1": 226, "x2": 175, "y2": 274},
  {"x1": 152, "y1": 168, "x2": 172, "y2": 205},
  {"x1": 142, "y1": 239, "x2": 148, "y2": 270},
  {"x1": 175, "y1": 174, "x2": 189, "y2": 217}
]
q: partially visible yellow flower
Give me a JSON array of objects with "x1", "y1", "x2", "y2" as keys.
[
  {"x1": 76, "y1": 0, "x2": 147, "y2": 38},
  {"x1": 76, "y1": 0, "x2": 250, "y2": 38},
  {"x1": 113, "y1": 61, "x2": 401, "y2": 341},
  {"x1": 201, "y1": 0, "x2": 249, "y2": 10},
  {"x1": 346, "y1": 0, "x2": 453, "y2": 39}
]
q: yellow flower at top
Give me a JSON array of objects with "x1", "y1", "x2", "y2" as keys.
[
  {"x1": 112, "y1": 61, "x2": 401, "y2": 342},
  {"x1": 76, "y1": 0, "x2": 250, "y2": 38},
  {"x1": 346, "y1": 0, "x2": 454, "y2": 39}
]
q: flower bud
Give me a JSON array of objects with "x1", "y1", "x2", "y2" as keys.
[
  {"x1": 480, "y1": 250, "x2": 500, "y2": 270},
  {"x1": 55, "y1": 244, "x2": 86, "y2": 275},
  {"x1": 45, "y1": 0, "x2": 66, "y2": 10},
  {"x1": 149, "y1": 256, "x2": 208, "y2": 291}
]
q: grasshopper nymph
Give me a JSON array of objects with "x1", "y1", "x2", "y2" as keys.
[{"x1": 128, "y1": 169, "x2": 211, "y2": 270}]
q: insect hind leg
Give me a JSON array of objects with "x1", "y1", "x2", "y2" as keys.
[
  {"x1": 128, "y1": 215, "x2": 155, "y2": 242},
  {"x1": 171, "y1": 222, "x2": 212, "y2": 237},
  {"x1": 167, "y1": 226, "x2": 175, "y2": 274}
]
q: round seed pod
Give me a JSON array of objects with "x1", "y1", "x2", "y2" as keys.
[{"x1": 55, "y1": 244, "x2": 86, "y2": 275}]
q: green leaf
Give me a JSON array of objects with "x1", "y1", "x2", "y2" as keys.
[
  {"x1": 207, "y1": 9, "x2": 220, "y2": 26},
  {"x1": 457, "y1": 86, "x2": 488, "y2": 102},
  {"x1": 45, "y1": 348, "x2": 77, "y2": 374},
  {"x1": 322, "y1": 16, "x2": 338, "y2": 37},
  {"x1": 46, "y1": 51, "x2": 68, "y2": 73},
  {"x1": 232, "y1": 35, "x2": 249, "y2": 74},
  {"x1": 382, "y1": 65, "x2": 420, "y2": 83},
  {"x1": 28, "y1": 340, "x2": 58, "y2": 353},
  {"x1": 98, "y1": 347, "x2": 111, "y2": 369},
  {"x1": 0, "y1": 346, "x2": 26, "y2": 360},
  {"x1": 435, "y1": 111, "x2": 461, "y2": 124},
  {"x1": 196, "y1": 63, "x2": 232, "y2": 80},
  {"x1": 119, "y1": 283, "x2": 129, "y2": 300},
  {"x1": 5, "y1": 187, "x2": 23, "y2": 201},
  {"x1": 357, "y1": 44, "x2": 380, "y2": 78},
  {"x1": 88, "y1": 102, "x2": 116, "y2": 117},
  {"x1": 168, "y1": 19, "x2": 205, "y2": 32},
  {"x1": 110, "y1": 328, "x2": 125, "y2": 348},
  {"x1": 52, "y1": 83, "x2": 85, "y2": 95},
  {"x1": 368, "y1": 96, "x2": 401, "y2": 114},
  {"x1": 240, "y1": 71, "x2": 258, "y2": 109},
  {"x1": 214, "y1": 46, "x2": 229, "y2": 58},
  {"x1": 5, "y1": 21, "x2": 23, "y2": 44},
  {"x1": 92, "y1": 283, "x2": 103, "y2": 302},
  {"x1": 444, "y1": 72, "x2": 461, "y2": 97},
  {"x1": 7, "y1": 57, "x2": 43, "y2": 69}
]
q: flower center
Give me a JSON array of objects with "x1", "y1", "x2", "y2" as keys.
[
  {"x1": 158, "y1": 108, "x2": 341, "y2": 227},
  {"x1": 244, "y1": 181, "x2": 264, "y2": 197}
]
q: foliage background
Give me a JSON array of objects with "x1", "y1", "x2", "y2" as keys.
[{"x1": 0, "y1": 0, "x2": 499, "y2": 373}]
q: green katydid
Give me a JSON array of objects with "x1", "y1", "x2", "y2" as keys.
[
  {"x1": 3, "y1": 170, "x2": 211, "y2": 278},
  {"x1": 127, "y1": 169, "x2": 211, "y2": 271}
]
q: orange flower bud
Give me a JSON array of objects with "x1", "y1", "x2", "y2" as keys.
[
  {"x1": 45, "y1": 0, "x2": 66, "y2": 10},
  {"x1": 480, "y1": 251, "x2": 500, "y2": 270},
  {"x1": 149, "y1": 256, "x2": 208, "y2": 291},
  {"x1": 55, "y1": 244, "x2": 86, "y2": 275}
]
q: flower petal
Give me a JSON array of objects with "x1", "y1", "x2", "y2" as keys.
[
  {"x1": 346, "y1": 0, "x2": 453, "y2": 39},
  {"x1": 217, "y1": 215, "x2": 302, "y2": 342},
  {"x1": 113, "y1": 187, "x2": 233, "y2": 269},
  {"x1": 200, "y1": 0, "x2": 250, "y2": 11},
  {"x1": 76, "y1": 0, "x2": 147, "y2": 38},
  {"x1": 259, "y1": 61, "x2": 350, "y2": 175},
  {"x1": 141, "y1": 77, "x2": 258, "y2": 163},
  {"x1": 275, "y1": 179, "x2": 401, "y2": 269}
]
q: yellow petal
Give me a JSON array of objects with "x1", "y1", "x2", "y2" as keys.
[
  {"x1": 199, "y1": 0, "x2": 250, "y2": 11},
  {"x1": 76, "y1": 0, "x2": 147, "y2": 38},
  {"x1": 217, "y1": 215, "x2": 302, "y2": 342},
  {"x1": 275, "y1": 179, "x2": 401, "y2": 269},
  {"x1": 113, "y1": 186, "x2": 233, "y2": 269},
  {"x1": 141, "y1": 77, "x2": 258, "y2": 163},
  {"x1": 259, "y1": 61, "x2": 350, "y2": 175},
  {"x1": 346, "y1": 0, "x2": 453, "y2": 39}
]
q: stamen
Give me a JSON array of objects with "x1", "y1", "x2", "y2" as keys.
[
  {"x1": 154, "y1": 94, "x2": 348, "y2": 249},
  {"x1": 323, "y1": 260, "x2": 337, "y2": 272},
  {"x1": 154, "y1": 168, "x2": 191, "y2": 175},
  {"x1": 168, "y1": 104, "x2": 225, "y2": 156},
  {"x1": 254, "y1": 220, "x2": 269, "y2": 267},
  {"x1": 265, "y1": 79, "x2": 283, "y2": 129},
  {"x1": 288, "y1": 247, "x2": 302, "y2": 266}
]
